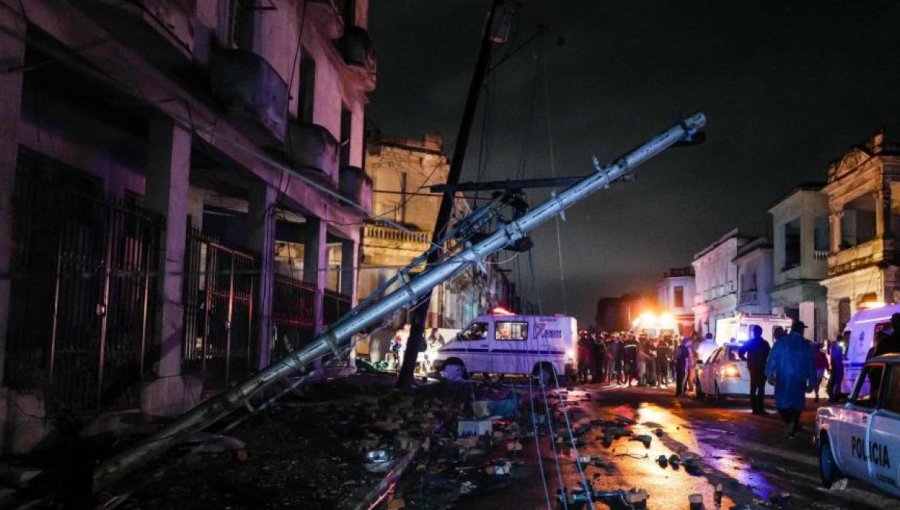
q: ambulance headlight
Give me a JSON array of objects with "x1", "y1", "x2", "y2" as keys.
[{"x1": 566, "y1": 349, "x2": 575, "y2": 361}]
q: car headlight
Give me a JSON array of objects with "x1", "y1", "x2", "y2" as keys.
[
  {"x1": 566, "y1": 349, "x2": 574, "y2": 362},
  {"x1": 722, "y1": 364, "x2": 740, "y2": 379}
]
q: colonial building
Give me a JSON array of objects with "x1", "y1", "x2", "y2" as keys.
[
  {"x1": 361, "y1": 132, "x2": 522, "y2": 332},
  {"x1": 768, "y1": 184, "x2": 829, "y2": 339},
  {"x1": 692, "y1": 229, "x2": 752, "y2": 336},
  {"x1": 820, "y1": 129, "x2": 900, "y2": 339},
  {"x1": 733, "y1": 237, "x2": 774, "y2": 315},
  {"x1": 0, "y1": 0, "x2": 375, "y2": 452},
  {"x1": 656, "y1": 267, "x2": 695, "y2": 335}
]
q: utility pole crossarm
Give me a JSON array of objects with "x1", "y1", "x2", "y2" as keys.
[{"x1": 92, "y1": 113, "x2": 706, "y2": 491}]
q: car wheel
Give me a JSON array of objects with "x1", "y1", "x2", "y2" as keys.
[
  {"x1": 819, "y1": 436, "x2": 849, "y2": 490},
  {"x1": 696, "y1": 381, "x2": 706, "y2": 399},
  {"x1": 443, "y1": 362, "x2": 467, "y2": 381}
]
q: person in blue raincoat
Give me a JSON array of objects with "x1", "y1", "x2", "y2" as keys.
[{"x1": 765, "y1": 320, "x2": 816, "y2": 438}]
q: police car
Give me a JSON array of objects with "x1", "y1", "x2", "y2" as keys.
[{"x1": 816, "y1": 353, "x2": 900, "y2": 496}]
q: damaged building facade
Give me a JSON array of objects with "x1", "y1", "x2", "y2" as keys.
[
  {"x1": 0, "y1": 0, "x2": 375, "y2": 452},
  {"x1": 360, "y1": 133, "x2": 525, "y2": 351},
  {"x1": 821, "y1": 130, "x2": 900, "y2": 338}
]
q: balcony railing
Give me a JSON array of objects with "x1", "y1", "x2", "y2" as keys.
[
  {"x1": 364, "y1": 224, "x2": 431, "y2": 244},
  {"x1": 288, "y1": 122, "x2": 339, "y2": 180},
  {"x1": 337, "y1": 26, "x2": 376, "y2": 90},
  {"x1": 210, "y1": 48, "x2": 288, "y2": 143},
  {"x1": 739, "y1": 290, "x2": 758, "y2": 305},
  {"x1": 339, "y1": 166, "x2": 372, "y2": 210},
  {"x1": 828, "y1": 238, "x2": 895, "y2": 276},
  {"x1": 814, "y1": 250, "x2": 829, "y2": 261}
]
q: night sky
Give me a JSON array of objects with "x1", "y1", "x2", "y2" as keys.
[{"x1": 367, "y1": 0, "x2": 900, "y2": 325}]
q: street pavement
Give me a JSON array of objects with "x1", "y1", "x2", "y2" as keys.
[{"x1": 456, "y1": 383, "x2": 897, "y2": 510}]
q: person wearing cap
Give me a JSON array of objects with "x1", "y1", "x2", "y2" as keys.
[{"x1": 765, "y1": 320, "x2": 816, "y2": 438}]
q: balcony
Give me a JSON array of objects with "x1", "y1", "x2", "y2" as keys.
[
  {"x1": 337, "y1": 26, "x2": 376, "y2": 90},
  {"x1": 288, "y1": 122, "x2": 339, "y2": 181},
  {"x1": 210, "y1": 48, "x2": 288, "y2": 145},
  {"x1": 364, "y1": 224, "x2": 431, "y2": 244},
  {"x1": 306, "y1": 0, "x2": 345, "y2": 39},
  {"x1": 828, "y1": 237, "x2": 896, "y2": 276},
  {"x1": 339, "y1": 166, "x2": 372, "y2": 210},
  {"x1": 79, "y1": 0, "x2": 194, "y2": 67},
  {"x1": 739, "y1": 290, "x2": 758, "y2": 306}
]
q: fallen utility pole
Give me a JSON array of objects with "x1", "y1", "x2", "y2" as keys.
[
  {"x1": 92, "y1": 113, "x2": 706, "y2": 492},
  {"x1": 398, "y1": 0, "x2": 508, "y2": 389}
]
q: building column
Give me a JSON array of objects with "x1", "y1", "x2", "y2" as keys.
[
  {"x1": 829, "y1": 212, "x2": 842, "y2": 253},
  {"x1": 340, "y1": 238, "x2": 358, "y2": 305},
  {"x1": 303, "y1": 218, "x2": 328, "y2": 333},
  {"x1": 799, "y1": 301, "x2": 816, "y2": 340},
  {"x1": 826, "y1": 297, "x2": 840, "y2": 341},
  {"x1": 0, "y1": 5, "x2": 25, "y2": 388},
  {"x1": 248, "y1": 181, "x2": 276, "y2": 370},
  {"x1": 881, "y1": 184, "x2": 893, "y2": 240},
  {"x1": 141, "y1": 119, "x2": 199, "y2": 416}
]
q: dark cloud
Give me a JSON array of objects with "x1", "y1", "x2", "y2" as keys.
[{"x1": 367, "y1": 0, "x2": 900, "y2": 325}]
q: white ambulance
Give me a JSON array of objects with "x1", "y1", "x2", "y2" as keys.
[
  {"x1": 431, "y1": 311, "x2": 578, "y2": 384},
  {"x1": 838, "y1": 303, "x2": 900, "y2": 394},
  {"x1": 714, "y1": 313, "x2": 792, "y2": 345},
  {"x1": 816, "y1": 354, "x2": 900, "y2": 496}
]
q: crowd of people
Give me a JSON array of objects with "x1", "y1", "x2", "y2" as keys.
[
  {"x1": 574, "y1": 329, "x2": 703, "y2": 390},
  {"x1": 578, "y1": 315, "x2": 900, "y2": 439}
]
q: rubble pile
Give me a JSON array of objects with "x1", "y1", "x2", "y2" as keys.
[{"x1": 104, "y1": 374, "x2": 468, "y2": 510}]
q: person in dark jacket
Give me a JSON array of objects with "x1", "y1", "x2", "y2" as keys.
[
  {"x1": 592, "y1": 332, "x2": 607, "y2": 383},
  {"x1": 827, "y1": 339, "x2": 844, "y2": 402},
  {"x1": 875, "y1": 313, "x2": 900, "y2": 356},
  {"x1": 675, "y1": 338, "x2": 692, "y2": 396},
  {"x1": 623, "y1": 336, "x2": 639, "y2": 386},
  {"x1": 657, "y1": 336, "x2": 672, "y2": 387},
  {"x1": 765, "y1": 321, "x2": 816, "y2": 438},
  {"x1": 739, "y1": 325, "x2": 771, "y2": 415}
]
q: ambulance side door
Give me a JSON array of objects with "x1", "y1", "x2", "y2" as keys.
[{"x1": 869, "y1": 363, "x2": 900, "y2": 495}]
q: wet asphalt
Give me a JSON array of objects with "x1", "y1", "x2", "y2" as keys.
[{"x1": 454, "y1": 383, "x2": 898, "y2": 510}]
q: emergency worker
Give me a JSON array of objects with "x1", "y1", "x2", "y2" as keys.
[
  {"x1": 765, "y1": 321, "x2": 816, "y2": 438},
  {"x1": 738, "y1": 325, "x2": 770, "y2": 414}
]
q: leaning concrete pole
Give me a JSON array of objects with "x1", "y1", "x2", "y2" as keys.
[{"x1": 92, "y1": 113, "x2": 707, "y2": 491}]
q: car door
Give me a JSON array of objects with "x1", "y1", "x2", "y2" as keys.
[
  {"x1": 836, "y1": 362, "x2": 885, "y2": 479},
  {"x1": 492, "y1": 318, "x2": 530, "y2": 375},
  {"x1": 868, "y1": 363, "x2": 900, "y2": 495},
  {"x1": 452, "y1": 320, "x2": 492, "y2": 373},
  {"x1": 703, "y1": 348, "x2": 722, "y2": 391}
]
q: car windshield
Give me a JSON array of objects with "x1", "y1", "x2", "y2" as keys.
[{"x1": 459, "y1": 322, "x2": 488, "y2": 341}]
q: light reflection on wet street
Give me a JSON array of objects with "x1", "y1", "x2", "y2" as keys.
[{"x1": 455, "y1": 384, "x2": 897, "y2": 509}]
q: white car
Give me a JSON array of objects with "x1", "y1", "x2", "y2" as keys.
[
  {"x1": 695, "y1": 343, "x2": 774, "y2": 403},
  {"x1": 816, "y1": 354, "x2": 900, "y2": 496}
]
